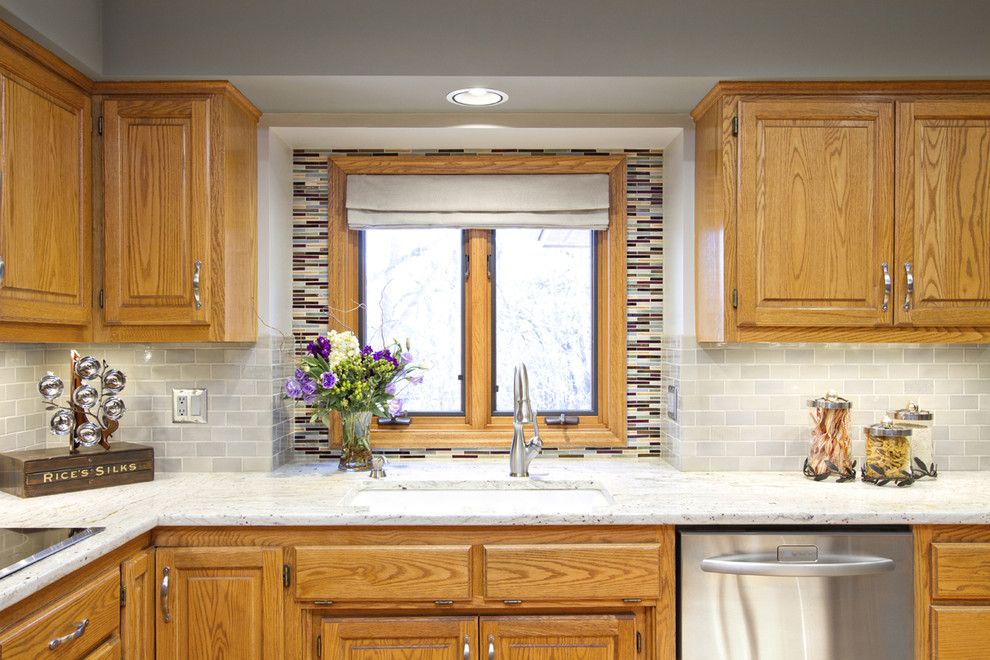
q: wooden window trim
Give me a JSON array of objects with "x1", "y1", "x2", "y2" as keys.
[{"x1": 328, "y1": 155, "x2": 627, "y2": 448}]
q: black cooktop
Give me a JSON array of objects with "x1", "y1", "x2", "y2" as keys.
[{"x1": 0, "y1": 528, "x2": 103, "y2": 580}]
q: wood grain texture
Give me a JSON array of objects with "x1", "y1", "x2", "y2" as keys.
[
  {"x1": 85, "y1": 635, "x2": 121, "y2": 660},
  {"x1": 320, "y1": 617, "x2": 475, "y2": 660},
  {"x1": 0, "y1": 568, "x2": 119, "y2": 659},
  {"x1": 736, "y1": 98, "x2": 894, "y2": 328},
  {"x1": 120, "y1": 549, "x2": 155, "y2": 660},
  {"x1": 327, "y1": 155, "x2": 626, "y2": 447},
  {"x1": 295, "y1": 546, "x2": 472, "y2": 602},
  {"x1": 693, "y1": 97, "x2": 727, "y2": 342},
  {"x1": 932, "y1": 543, "x2": 990, "y2": 600},
  {"x1": 155, "y1": 547, "x2": 283, "y2": 660},
  {"x1": 481, "y1": 615, "x2": 636, "y2": 660},
  {"x1": 896, "y1": 100, "x2": 990, "y2": 327},
  {"x1": 483, "y1": 544, "x2": 661, "y2": 601},
  {"x1": 92, "y1": 81, "x2": 260, "y2": 120},
  {"x1": 931, "y1": 606, "x2": 990, "y2": 659},
  {"x1": 0, "y1": 18, "x2": 92, "y2": 92}
]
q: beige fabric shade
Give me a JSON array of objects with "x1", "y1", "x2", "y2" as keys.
[{"x1": 345, "y1": 173, "x2": 610, "y2": 229}]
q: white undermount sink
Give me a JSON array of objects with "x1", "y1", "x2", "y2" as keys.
[{"x1": 344, "y1": 480, "x2": 612, "y2": 513}]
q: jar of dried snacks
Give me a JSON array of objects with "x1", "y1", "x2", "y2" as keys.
[
  {"x1": 804, "y1": 391, "x2": 854, "y2": 481},
  {"x1": 863, "y1": 417, "x2": 913, "y2": 485},
  {"x1": 892, "y1": 402, "x2": 936, "y2": 479}
]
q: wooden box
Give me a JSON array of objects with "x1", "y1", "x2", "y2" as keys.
[{"x1": 0, "y1": 443, "x2": 154, "y2": 498}]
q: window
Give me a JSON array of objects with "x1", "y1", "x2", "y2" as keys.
[{"x1": 329, "y1": 155, "x2": 627, "y2": 447}]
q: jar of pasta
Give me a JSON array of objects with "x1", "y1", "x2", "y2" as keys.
[
  {"x1": 892, "y1": 402, "x2": 936, "y2": 479},
  {"x1": 804, "y1": 391, "x2": 854, "y2": 481},
  {"x1": 863, "y1": 417, "x2": 913, "y2": 485}
]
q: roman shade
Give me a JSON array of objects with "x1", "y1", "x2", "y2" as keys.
[{"x1": 345, "y1": 173, "x2": 610, "y2": 229}]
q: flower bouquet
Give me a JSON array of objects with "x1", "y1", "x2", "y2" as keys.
[{"x1": 284, "y1": 330, "x2": 423, "y2": 471}]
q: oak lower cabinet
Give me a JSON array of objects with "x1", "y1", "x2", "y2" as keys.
[
  {"x1": 0, "y1": 26, "x2": 91, "y2": 342},
  {"x1": 154, "y1": 546, "x2": 283, "y2": 660},
  {"x1": 316, "y1": 615, "x2": 636, "y2": 660},
  {"x1": 96, "y1": 82, "x2": 260, "y2": 342},
  {"x1": 693, "y1": 81, "x2": 990, "y2": 343}
]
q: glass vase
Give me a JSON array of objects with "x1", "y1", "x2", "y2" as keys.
[{"x1": 337, "y1": 410, "x2": 373, "y2": 472}]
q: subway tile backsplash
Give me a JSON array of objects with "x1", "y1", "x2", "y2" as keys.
[{"x1": 662, "y1": 337, "x2": 990, "y2": 471}]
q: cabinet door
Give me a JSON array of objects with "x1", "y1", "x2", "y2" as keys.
[
  {"x1": 0, "y1": 71, "x2": 90, "y2": 325},
  {"x1": 931, "y1": 606, "x2": 990, "y2": 659},
  {"x1": 736, "y1": 99, "x2": 894, "y2": 327},
  {"x1": 481, "y1": 615, "x2": 636, "y2": 660},
  {"x1": 121, "y1": 549, "x2": 155, "y2": 660},
  {"x1": 896, "y1": 100, "x2": 990, "y2": 327},
  {"x1": 319, "y1": 617, "x2": 475, "y2": 660},
  {"x1": 155, "y1": 547, "x2": 283, "y2": 660},
  {"x1": 102, "y1": 97, "x2": 210, "y2": 327}
]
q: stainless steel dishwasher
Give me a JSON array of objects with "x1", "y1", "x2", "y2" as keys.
[{"x1": 679, "y1": 528, "x2": 913, "y2": 660}]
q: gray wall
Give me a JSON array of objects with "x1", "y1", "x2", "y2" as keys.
[{"x1": 0, "y1": 0, "x2": 102, "y2": 75}]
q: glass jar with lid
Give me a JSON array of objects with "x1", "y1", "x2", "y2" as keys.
[
  {"x1": 864, "y1": 417, "x2": 913, "y2": 484},
  {"x1": 805, "y1": 391, "x2": 854, "y2": 480},
  {"x1": 892, "y1": 402, "x2": 936, "y2": 479}
]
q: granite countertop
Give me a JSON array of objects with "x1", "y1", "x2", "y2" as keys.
[{"x1": 0, "y1": 456, "x2": 988, "y2": 610}]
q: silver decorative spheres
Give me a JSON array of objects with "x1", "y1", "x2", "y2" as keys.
[
  {"x1": 74, "y1": 356, "x2": 102, "y2": 380},
  {"x1": 102, "y1": 369, "x2": 126, "y2": 394},
  {"x1": 38, "y1": 373, "x2": 64, "y2": 401},
  {"x1": 102, "y1": 397, "x2": 126, "y2": 421},
  {"x1": 38, "y1": 353, "x2": 129, "y2": 452},
  {"x1": 75, "y1": 422, "x2": 101, "y2": 448},
  {"x1": 49, "y1": 409, "x2": 74, "y2": 435},
  {"x1": 72, "y1": 385, "x2": 99, "y2": 410}
]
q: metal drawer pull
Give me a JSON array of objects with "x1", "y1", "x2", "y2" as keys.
[
  {"x1": 502, "y1": 599, "x2": 522, "y2": 605},
  {"x1": 487, "y1": 635, "x2": 495, "y2": 660},
  {"x1": 0, "y1": 256, "x2": 5, "y2": 287},
  {"x1": 903, "y1": 262, "x2": 913, "y2": 311},
  {"x1": 701, "y1": 553, "x2": 895, "y2": 577},
  {"x1": 314, "y1": 600, "x2": 334, "y2": 607},
  {"x1": 434, "y1": 599, "x2": 453, "y2": 605},
  {"x1": 192, "y1": 260, "x2": 202, "y2": 310},
  {"x1": 881, "y1": 262, "x2": 891, "y2": 312},
  {"x1": 623, "y1": 597, "x2": 642, "y2": 603},
  {"x1": 160, "y1": 566, "x2": 172, "y2": 623},
  {"x1": 463, "y1": 634, "x2": 470, "y2": 660},
  {"x1": 545, "y1": 413, "x2": 579, "y2": 426},
  {"x1": 48, "y1": 619, "x2": 88, "y2": 650}
]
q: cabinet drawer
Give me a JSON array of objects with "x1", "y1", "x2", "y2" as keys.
[
  {"x1": 933, "y1": 543, "x2": 990, "y2": 599},
  {"x1": 84, "y1": 635, "x2": 120, "y2": 660},
  {"x1": 0, "y1": 569, "x2": 119, "y2": 659},
  {"x1": 483, "y1": 543, "x2": 660, "y2": 601},
  {"x1": 295, "y1": 545, "x2": 472, "y2": 601},
  {"x1": 931, "y1": 606, "x2": 990, "y2": 659}
]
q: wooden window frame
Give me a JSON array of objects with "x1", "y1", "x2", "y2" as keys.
[{"x1": 328, "y1": 155, "x2": 627, "y2": 448}]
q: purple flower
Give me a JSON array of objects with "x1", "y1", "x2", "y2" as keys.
[
  {"x1": 373, "y1": 350, "x2": 399, "y2": 367},
  {"x1": 321, "y1": 371, "x2": 338, "y2": 389},
  {"x1": 284, "y1": 379, "x2": 303, "y2": 399},
  {"x1": 361, "y1": 345, "x2": 374, "y2": 356},
  {"x1": 307, "y1": 336, "x2": 331, "y2": 359},
  {"x1": 385, "y1": 382, "x2": 397, "y2": 396},
  {"x1": 388, "y1": 398, "x2": 404, "y2": 417},
  {"x1": 294, "y1": 367, "x2": 306, "y2": 381},
  {"x1": 409, "y1": 374, "x2": 424, "y2": 385},
  {"x1": 401, "y1": 352, "x2": 413, "y2": 365},
  {"x1": 303, "y1": 391, "x2": 317, "y2": 404},
  {"x1": 301, "y1": 378, "x2": 318, "y2": 397}
]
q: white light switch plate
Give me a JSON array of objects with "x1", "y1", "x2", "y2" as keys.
[{"x1": 173, "y1": 388, "x2": 208, "y2": 424}]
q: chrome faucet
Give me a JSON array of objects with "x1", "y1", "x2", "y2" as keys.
[{"x1": 509, "y1": 363, "x2": 543, "y2": 477}]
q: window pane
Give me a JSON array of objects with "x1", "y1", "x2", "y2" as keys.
[
  {"x1": 363, "y1": 228, "x2": 462, "y2": 413},
  {"x1": 494, "y1": 229, "x2": 595, "y2": 414}
]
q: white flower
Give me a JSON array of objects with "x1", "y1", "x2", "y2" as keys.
[{"x1": 326, "y1": 330, "x2": 360, "y2": 368}]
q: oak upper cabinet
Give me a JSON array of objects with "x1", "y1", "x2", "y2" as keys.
[
  {"x1": 318, "y1": 617, "x2": 475, "y2": 660},
  {"x1": 694, "y1": 82, "x2": 990, "y2": 343},
  {"x1": 735, "y1": 98, "x2": 893, "y2": 329},
  {"x1": 896, "y1": 100, "x2": 990, "y2": 328},
  {"x1": 481, "y1": 615, "x2": 637, "y2": 660},
  {"x1": 0, "y1": 34, "x2": 91, "y2": 342},
  {"x1": 97, "y1": 83, "x2": 260, "y2": 342},
  {"x1": 155, "y1": 546, "x2": 283, "y2": 660}
]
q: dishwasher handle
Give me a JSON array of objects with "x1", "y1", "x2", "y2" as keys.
[{"x1": 701, "y1": 553, "x2": 896, "y2": 577}]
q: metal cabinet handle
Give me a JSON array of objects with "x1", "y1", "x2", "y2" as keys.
[
  {"x1": 463, "y1": 634, "x2": 470, "y2": 660},
  {"x1": 903, "y1": 262, "x2": 914, "y2": 311},
  {"x1": 192, "y1": 260, "x2": 202, "y2": 310},
  {"x1": 881, "y1": 262, "x2": 891, "y2": 312},
  {"x1": 0, "y1": 256, "x2": 5, "y2": 288},
  {"x1": 701, "y1": 553, "x2": 895, "y2": 577},
  {"x1": 487, "y1": 635, "x2": 495, "y2": 660},
  {"x1": 160, "y1": 566, "x2": 172, "y2": 623},
  {"x1": 48, "y1": 618, "x2": 88, "y2": 650}
]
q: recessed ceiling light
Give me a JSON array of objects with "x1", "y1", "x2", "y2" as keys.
[{"x1": 446, "y1": 88, "x2": 508, "y2": 107}]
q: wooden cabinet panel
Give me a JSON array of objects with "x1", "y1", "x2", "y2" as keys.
[
  {"x1": 102, "y1": 97, "x2": 210, "y2": 327},
  {"x1": 295, "y1": 545, "x2": 472, "y2": 602},
  {"x1": 85, "y1": 635, "x2": 121, "y2": 659},
  {"x1": 932, "y1": 543, "x2": 990, "y2": 600},
  {"x1": 155, "y1": 547, "x2": 282, "y2": 660},
  {"x1": 931, "y1": 606, "x2": 990, "y2": 659},
  {"x1": 480, "y1": 616, "x2": 636, "y2": 660},
  {"x1": 736, "y1": 98, "x2": 894, "y2": 328},
  {"x1": 0, "y1": 67, "x2": 90, "y2": 328},
  {"x1": 483, "y1": 544, "x2": 660, "y2": 601},
  {"x1": 121, "y1": 549, "x2": 155, "y2": 660},
  {"x1": 0, "y1": 568, "x2": 119, "y2": 659},
  {"x1": 897, "y1": 100, "x2": 990, "y2": 327},
  {"x1": 319, "y1": 617, "x2": 475, "y2": 660}
]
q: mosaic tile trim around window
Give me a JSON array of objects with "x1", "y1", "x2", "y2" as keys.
[{"x1": 291, "y1": 149, "x2": 665, "y2": 461}]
